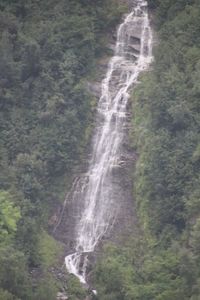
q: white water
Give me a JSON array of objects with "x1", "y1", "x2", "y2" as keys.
[{"x1": 65, "y1": 0, "x2": 153, "y2": 284}]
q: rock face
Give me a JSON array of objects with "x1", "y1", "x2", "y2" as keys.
[
  {"x1": 54, "y1": 0, "x2": 153, "y2": 290},
  {"x1": 86, "y1": 82, "x2": 101, "y2": 99}
]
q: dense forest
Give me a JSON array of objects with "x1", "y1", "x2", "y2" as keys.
[
  {"x1": 1, "y1": 0, "x2": 200, "y2": 299},
  {"x1": 94, "y1": 0, "x2": 200, "y2": 299},
  {"x1": 0, "y1": 0, "x2": 126, "y2": 299}
]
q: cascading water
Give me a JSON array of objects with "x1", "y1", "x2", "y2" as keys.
[{"x1": 65, "y1": 0, "x2": 153, "y2": 284}]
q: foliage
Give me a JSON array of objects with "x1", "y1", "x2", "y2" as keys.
[
  {"x1": 0, "y1": 246, "x2": 32, "y2": 299},
  {"x1": 67, "y1": 275, "x2": 87, "y2": 300},
  {"x1": 0, "y1": 289, "x2": 19, "y2": 300},
  {"x1": 0, "y1": 190, "x2": 20, "y2": 244},
  {"x1": 0, "y1": 0, "x2": 126, "y2": 298},
  {"x1": 94, "y1": 240, "x2": 194, "y2": 300},
  {"x1": 32, "y1": 274, "x2": 58, "y2": 300},
  {"x1": 37, "y1": 230, "x2": 63, "y2": 269},
  {"x1": 132, "y1": 0, "x2": 200, "y2": 236}
]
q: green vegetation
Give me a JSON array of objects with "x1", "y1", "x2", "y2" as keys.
[
  {"x1": 0, "y1": 0, "x2": 126, "y2": 298},
  {"x1": 67, "y1": 276, "x2": 87, "y2": 300},
  {"x1": 0, "y1": 190, "x2": 21, "y2": 244},
  {"x1": 37, "y1": 230, "x2": 63, "y2": 269},
  {"x1": 2, "y1": 0, "x2": 200, "y2": 298},
  {"x1": 94, "y1": 0, "x2": 200, "y2": 299}
]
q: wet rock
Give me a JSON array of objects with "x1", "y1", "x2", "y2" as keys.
[
  {"x1": 112, "y1": 32, "x2": 117, "y2": 41},
  {"x1": 107, "y1": 43, "x2": 116, "y2": 52},
  {"x1": 126, "y1": 52, "x2": 138, "y2": 61},
  {"x1": 129, "y1": 36, "x2": 140, "y2": 45},
  {"x1": 128, "y1": 44, "x2": 140, "y2": 53}
]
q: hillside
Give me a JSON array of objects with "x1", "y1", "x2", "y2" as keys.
[
  {"x1": 93, "y1": 1, "x2": 200, "y2": 299},
  {"x1": 1, "y1": 0, "x2": 200, "y2": 299},
  {"x1": 0, "y1": 0, "x2": 126, "y2": 299}
]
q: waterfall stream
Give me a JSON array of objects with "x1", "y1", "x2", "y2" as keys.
[{"x1": 65, "y1": 0, "x2": 153, "y2": 284}]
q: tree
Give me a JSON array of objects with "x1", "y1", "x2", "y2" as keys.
[{"x1": 0, "y1": 190, "x2": 20, "y2": 244}]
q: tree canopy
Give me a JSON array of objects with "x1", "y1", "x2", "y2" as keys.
[{"x1": 0, "y1": 0, "x2": 126, "y2": 298}]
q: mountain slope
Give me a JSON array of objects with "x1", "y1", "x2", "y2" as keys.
[
  {"x1": 94, "y1": 1, "x2": 200, "y2": 299},
  {"x1": 0, "y1": 1, "x2": 126, "y2": 299}
]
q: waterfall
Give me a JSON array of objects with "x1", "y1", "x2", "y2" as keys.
[{"x1": 65, "y1": 0, "x2": 153, "y2": 284}]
